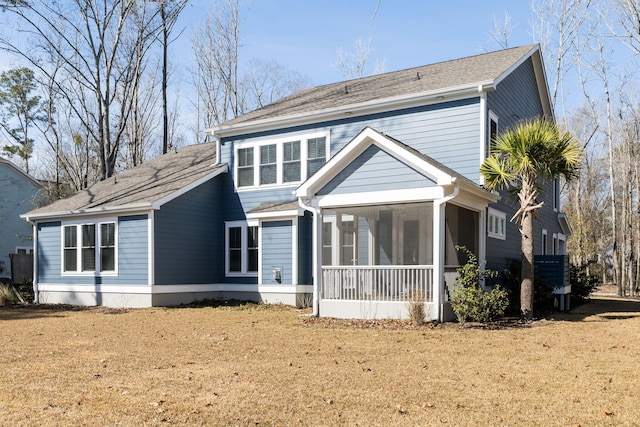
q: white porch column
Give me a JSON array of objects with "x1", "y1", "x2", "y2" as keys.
[{"x1": 432, "y1": 201, "x2": 445, "y2": 322}]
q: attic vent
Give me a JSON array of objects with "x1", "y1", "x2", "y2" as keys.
[
  {"x1": 416, "y1": 71, "x2": 420, "y2": 80},
  {"x1": 344, "y1": 85, "x2": 348, "y2": 94}
]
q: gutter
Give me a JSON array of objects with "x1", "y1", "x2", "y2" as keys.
[{"x1": 209, "y1": 83, "x2": 494, "y2": 139}]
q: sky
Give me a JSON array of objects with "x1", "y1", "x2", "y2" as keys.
[{"x1": 175, "y1": 0, "x2": 539, "y2": 87}]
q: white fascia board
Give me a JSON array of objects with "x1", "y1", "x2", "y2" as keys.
[
  {"x1": 22, "y1": 204, "x2": 155, "y2": 222},
  {"x1": 0, "y1": 157, "x2": 43, "y2": 187},
  {"x1": 296, "y1": 128, "x2": 453, "y2": 200},
  {"x1": 493, "y1": 44, "x2": 553, "y2": 118},
  {"x1": 152, "y1": 163, "x2": 228, "y2": 209},
  {"x1": 317, "y1": 187, "x2": 446, "y2": 208},
  {"x1": 246, "y1": 209, "x2": 302, "y2": 220},
  {"x1": 210, "y1": 86, "x2": 486, "y2": 139}
]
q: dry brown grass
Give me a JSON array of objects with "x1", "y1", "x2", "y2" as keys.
[{"x1": 1, "y1": 297, "x2": 639, "y2": 426}]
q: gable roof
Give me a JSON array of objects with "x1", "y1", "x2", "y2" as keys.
[
  {"x1": 210, "y1": 44, "x2": 549, "y2": 137},
  {"x1": 0, "y1": 157, "x2": 43, "y2": 188},
  {"x1": 23, "y1": 143, "x2": 225, "y2": 221},
  {"x1": 296, "y1": 127, "x2": 498, "y2": 205}
]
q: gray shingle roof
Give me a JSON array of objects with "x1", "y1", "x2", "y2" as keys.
[
  {"x1": 247, "y1": 200, "x2": 299, "y2": 214},
  {"x1": 219, "y1": 44, "x2": 538, "y2": 127},
  {"x1": 24, "y1": 143, "x2": 222, "y2": 219}
]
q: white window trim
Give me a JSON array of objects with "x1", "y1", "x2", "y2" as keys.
[
  {"x1": 542, "y1": 229, "x2": 548, "y2": 255},
  {"x1": 234, "y1": 131, "x2": 330, "y2": 191},
  {"x1": 61, "y1": 218, "x2": 118, "y2": 276},
  {"x1": 225, "y1": 219, "x2": 259, "y2": 277},
  {"x1": 487, "y1": 208, "x2": 506, "y2": 240}
]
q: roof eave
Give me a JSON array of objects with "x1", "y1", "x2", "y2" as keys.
[
  {"x1": 208, "y1": 83, "x2": 494, "y2": 139},
  {"x1": 21, "y1": 203, "x2": 155, "y2": 223}
]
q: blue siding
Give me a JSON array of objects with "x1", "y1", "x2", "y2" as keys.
[
  {"x1": 37, "y1": 222, "x2": 61, "y2": 283},
  {"x1": 36, "y1": 215, "x2": 148, "y2": 285},
  {"x1": 217, "y1": 98, "x2": 482, "y2": 231},
  {"x1": 318, "y1": 145, "x2": 435, "y2": 196},
  {"x1": 117, "y1": 215, "x2": 148, "y2": 284},
  {"x1": 154, "y1": 177, "x2": 223, "y2": 284},
  {"x1": 0, "y1": 163, "x2": 41, "y2": 278},
  {"x1": 261, "y1": 220, "x2": 293, "y2": 285},
  {"x1": 484, "y1": 58, "x2": 559, "y2": 270}
]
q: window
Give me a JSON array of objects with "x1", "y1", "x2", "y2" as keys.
[
  {"x1": 225, "y1": 221, "x2": 259, "y2": 276},
  {"x1": 237, "y1": 147, "x2": 254, "y2": 187},
  {"x1": 487, "y1": 208, "x2": 506, "y2": 240},
  {"x1": 260, "y1": 144, "x2": 277, "y2": 185},
  {"x1": 81, "y1": 224, "x2": 96, "y2": 271},
  {"x1": 100, "y1": 223, "x2": 116, "y2": 271},
  {"x1": 283, "y1": 140, "x2": 301, "y2": 183},
  {"x1": 234, "y1": 132, "x2": 328, "y2": 189},
  {"x1": 307, "y1": 137, "x2": 326, "y2": 177},
  {"x1": 542, "y1": 229, "x2": 548, "y2": 255},
  {"x1": 63, "y1": 220, "x2": 117, "y2": 274}
]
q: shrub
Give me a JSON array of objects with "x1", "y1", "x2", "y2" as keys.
[
  {"x1": 407, "y1": 292, "x2": 426, "y2": 326},
  {"x1": 450, "y1": 246, "x2": 508, "y2": 325},
  {"x1": 570, "y1": 263, "x2": 599, "y2": 301},
  {"x1": 0, "y1": 284, "x2": 17, "y2": 306}
]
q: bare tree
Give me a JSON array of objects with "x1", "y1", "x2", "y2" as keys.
[
  {"x1": 190, "y1": 0, "x2": 310, "y2": 139},
  {"x1": 0, "y1": 0, "x2": 169, "y2": 184},
  {"x1": 488, "y1": 11, "x2": 515, "y2": 49},
  {"x1": 332, "y1": 37, "x2": 387, "y2": 79}
]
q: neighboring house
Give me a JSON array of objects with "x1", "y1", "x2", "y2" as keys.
[
  {"x1": 23, "y1": 44, "x2": 572, "y2": 320},
  {"x1": 0, "y1": 157, "x2": 42, "y2": 282}
]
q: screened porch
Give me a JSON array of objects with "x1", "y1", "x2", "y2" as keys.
[{"x1": 319, "y1": 201, "x2": 479, "y2": 305}]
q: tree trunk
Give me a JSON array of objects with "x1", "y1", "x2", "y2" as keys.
[{"x1": 520, "y1": 207, "x2": 535, "y2": 319}]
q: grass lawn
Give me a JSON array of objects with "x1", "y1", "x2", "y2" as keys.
[{"x1": 1, "y1": 296, "x2": 639, "y2": 426}]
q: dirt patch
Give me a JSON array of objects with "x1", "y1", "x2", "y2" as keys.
[{"x1": 1, "y1": 297, "x2": 639, "y2": 426}]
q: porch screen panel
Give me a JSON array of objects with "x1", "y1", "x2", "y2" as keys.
[{"x1": 376, "y1": 210, "x2": 393, "y2": 265}]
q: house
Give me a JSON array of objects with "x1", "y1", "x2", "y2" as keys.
[
  {"x1": 22, "y1": 44, "x2": 571, "y2": 320},
  {"x1": 0, "y1": 157, "x2": 43, "y2": 282}
]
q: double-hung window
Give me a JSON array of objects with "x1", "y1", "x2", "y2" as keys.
[
  {"x1": 283, "y1": 140, "x2": 301, "y2": 183},
  {"x1": 307, "y1": 137, "x2": 326, "y2": 177},
  {"x1": 487, "y1": 208, "x2": 506, "y2": 240},
  {"x1": 63, "y1": 219, "x2": 117, "y2": 274},
  {"x1": 235, "y1": 132, "x2": 328, "y2": 189},
  {"x1": 226, "y1": 220, "x2": 259, "y2": 276},
  {"x1": 260, "y1": 144, "x2": 277, "y2": 185},
  {"x1": 237, "y1": 147, "x2": 254, "y2": 187}
]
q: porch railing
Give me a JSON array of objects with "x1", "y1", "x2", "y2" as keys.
[{"x1": 322, "y1": 266, "x2": 434, "y2": 302}]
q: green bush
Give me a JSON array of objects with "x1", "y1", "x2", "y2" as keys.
[
  {"x1": 450, "y1": 246, "x2": 508, "y2": 325},
  {"x1": 570, "y1": 263, "x2": 599, "y2": 301}
]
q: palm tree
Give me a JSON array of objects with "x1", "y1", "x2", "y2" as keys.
[{"x1": 480, "y1": 118, "x2": 582, "y2": 319}]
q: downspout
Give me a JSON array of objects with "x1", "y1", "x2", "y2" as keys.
[
  {"x1": 298, "y1": 197, "x2": 320, "y2": 316},
  {"x1": 32, "y1": 222, "x2": 38, "y2": 304},
  {"x1": 433, "y1": 182, "x2": 459, "y2": 322}
]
